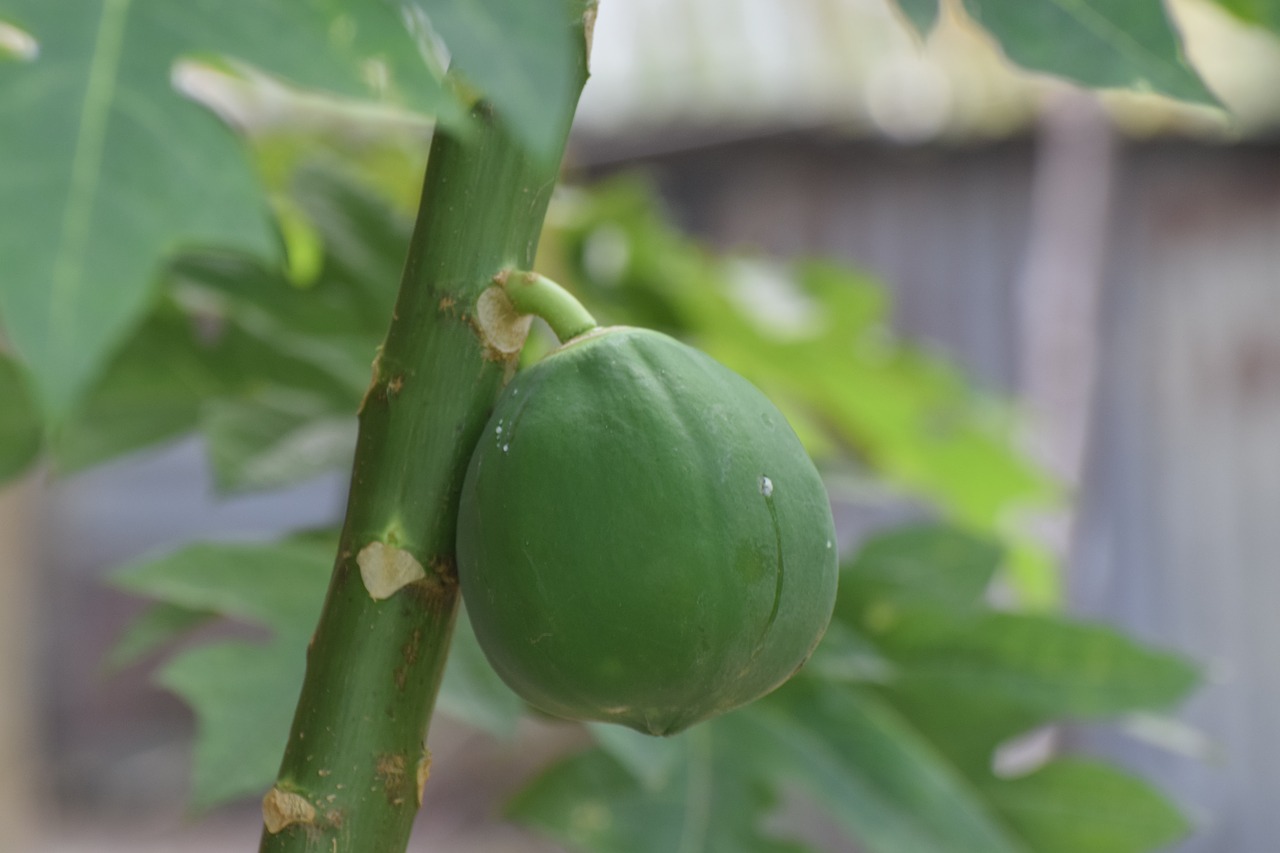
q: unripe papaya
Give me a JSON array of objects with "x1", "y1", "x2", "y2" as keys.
[{"x1": 456, "y1": 326, "x2": 837, "y2": 735}]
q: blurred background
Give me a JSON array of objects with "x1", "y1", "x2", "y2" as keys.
[{"x1": 4, "y1": 0, "x2": 1280, "y2": 850}]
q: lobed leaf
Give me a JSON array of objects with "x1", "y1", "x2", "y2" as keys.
[
  {"x1": 51, "y1": 306, "x2": 230, "y2": 472},
  {"x1": 412, "y1": 0, "x2": 582, "y2": 160},
  {"x1": 511, "y1": 726, "x2": 813, "y2": 853},
  {"x1": 202, "y1": 391, "x2": 357, "y2": 494},
  {"x1": 840, "y1": 524, "x2": 1001, "y2": 610},
  {"x1": 961, "y1": 0, "x2": 1217, "y2": 105},
  {"x1": 984, "y1": 759, "x2": 1191, "y2": 853},
  {"x1": 1208, "y1": 0, "x2": 1280, "y2": 33},
  {"x1": 0, "y1": 0, "x2": 458, "y2": 421},
  {"x1": 109, "y1": 537, "x2": 529, "y2": 808},
  {"x1": 746, "y1": 684, "x2": 1025, "y2": 853},
  {"x1": 103, "y1": 601, "x2": 214, "y2": 674},
  {"x1": 895, "y1": 0, "x2": 943, "y2": 38},
  {"x1": 58, "y1": 169, "x2": 408, "y2": 483},
  {"x1": 111, "y1": 539, "x2": 334, "y2": 631}
]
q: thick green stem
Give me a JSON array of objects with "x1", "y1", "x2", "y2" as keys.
[
  {"x1": 258, "y1": 13, "x2": 591, "y2": 853},
  {"x1": 501, "y1": 270, "x2": 599, "y2": 342}
]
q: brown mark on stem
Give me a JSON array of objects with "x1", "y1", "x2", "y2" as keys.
[
  {"x1": 263, "y1": 787, "x2": 317, "y2": 834},
  {"x1": 375, "y1": 753, "x2": 409, "y2": 806},
  {"x1": 393, "y1": 627, "x2": 422, "y2": 692},
  {"x1": 416, "y1": 751, "x2": 433, "y2": 806},
  {"x1": 358, "y1": 345, "x2": 386, "y2": 415},
  {"x1": 428, "y1": 554, "x2": 458, "y2": 587}
]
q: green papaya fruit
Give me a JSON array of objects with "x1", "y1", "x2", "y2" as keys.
[{"x1": 456, "y1": 326, "x2": 838, "y2": 735}]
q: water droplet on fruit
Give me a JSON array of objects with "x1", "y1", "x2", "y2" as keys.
[
  {"x1": 502, "y1": 444, "x2": 510, "y2": 453},
  {"x1": 759, "y1": 476, "x2": 774, "y2": 497},
  {"x1": 826, "y1": 539, "x2": 833, "y2": 549},
  {"x1": 496, "y1": 425, "x2": 503, "y2": 435}
]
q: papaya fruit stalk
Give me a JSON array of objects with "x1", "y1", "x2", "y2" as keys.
[{"x1": 257, "y1": 8, "x2": 592, "y2": 852}]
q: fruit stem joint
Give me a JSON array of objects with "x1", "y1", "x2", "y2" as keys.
[{"x1": 496, "y1": 270, "x2": 598, "y2": 343}]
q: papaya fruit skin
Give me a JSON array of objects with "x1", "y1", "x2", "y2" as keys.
[{"x1": 456, "y1": 327, "x2": 838, "y2": 735}]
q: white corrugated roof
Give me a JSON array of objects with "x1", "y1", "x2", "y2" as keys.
[{"x1": 574, "y1": 0, "x2": 1280, "y2": 142}]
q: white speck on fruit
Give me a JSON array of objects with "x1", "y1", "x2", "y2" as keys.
[
  {"x1": 759, "y1": 475, "x2": 774, "y2": 497},
  {"x1": 502, "y1": 443, "x2": 510, "y2": 453},
  {"x1": 496, "y1": 425, "x2": 503, "y2": 434},
  {"x1": 826, "y1": 539, "x2": 833, "y2": 549}
]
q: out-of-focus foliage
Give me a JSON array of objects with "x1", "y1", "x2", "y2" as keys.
[
  {"x1": 1210, "y1": 0, "x2": 1280, "y2": 32},
  {"x1": 0, "y1": 0, "x2": 453, "y2": 421},
  {"x1": 0, "y1": 0, "x2": 580, "y2": 421},
  {"x1": 895, "y1": 0, "x2": 941, "y2": 38},
  {"x1": 53, "y1": 168, "x2": 404, "y2": 487},
  {"x1": 892, "y1": 1, "x2": 1214, "y2": 107},
  {"x1": 109, "y1": 535, "x2": 522, "y2": 810},
  {"x1": 958, "y1": 0, "x2": 1214, "y2": 104},
  {"x1": 0, "y1": 354, "x2": 41, "y2": 485}
]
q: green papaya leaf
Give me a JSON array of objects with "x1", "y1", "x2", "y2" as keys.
[
  {"x1": 984, "y1": 759, "x2": 1190, "y2": 853},
  {"x1": 202, "y1": 390, "x2": 357, "y2": 493},
  {"x1": 840, "y1": 525, "x2": 1001, "y2": 610},
  {"x1": 961, "y1": 0, "x2": 1218, "y2": 105},
  {"x1": 103, "y1": 601, "x2": 215, "y2": 674},
  {"x1": 0, "y1": 0, "x2": 461, "y2": 421},
  {"x1": 413, "y1": 0, "x2": 582, "y2": 160},
  {"x1": 895, "y1": 0, "x2": 942, "y2": 38},
  {"x1": 111, "y1": 536, "x2": 523, "y2": 808},
  {"x1": 748, "y1": 684, "x2": 1025, "y2": 853},
  {"x1": 111, "y1": 539, "x2": 333, "y2": 809},
  {"x1": 112, "y1": 540, "x2": 333, "y2": 642},
  {"x1": 874, "y1": 611, "x2": 1199, "y2": 719},
  {"x1": 0, "y1": 353, "x2": 42, "y2": 484},
  {"x1": 510, "y1": 726, "x2": 815, "y2": 853},
  {"x1": 586, "y1": 723, "x2": 686, "y2": 791},
  {"x1": 1209, "y1": 0, "x2": 1280, "y2": 32},
  {"x1": 52, "y1": 306, "x2": 229, "y2": 472},
  {"x1": 829, "y1": 527, "x2": 1198, "y2": 777},
  {"x1": 169, "y1": 254, "x2": 380, "y2": 400},
  {"x1": 57, "y1": 169, "x2": 412, "y2": 482},
  {"x1": 159, "y1": 638, "x2": 309, "y2": 810}
]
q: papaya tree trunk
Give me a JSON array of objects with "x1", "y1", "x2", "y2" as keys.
[{"x1": 258, "y1": 11, "x2": 591, "y2": 852}]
